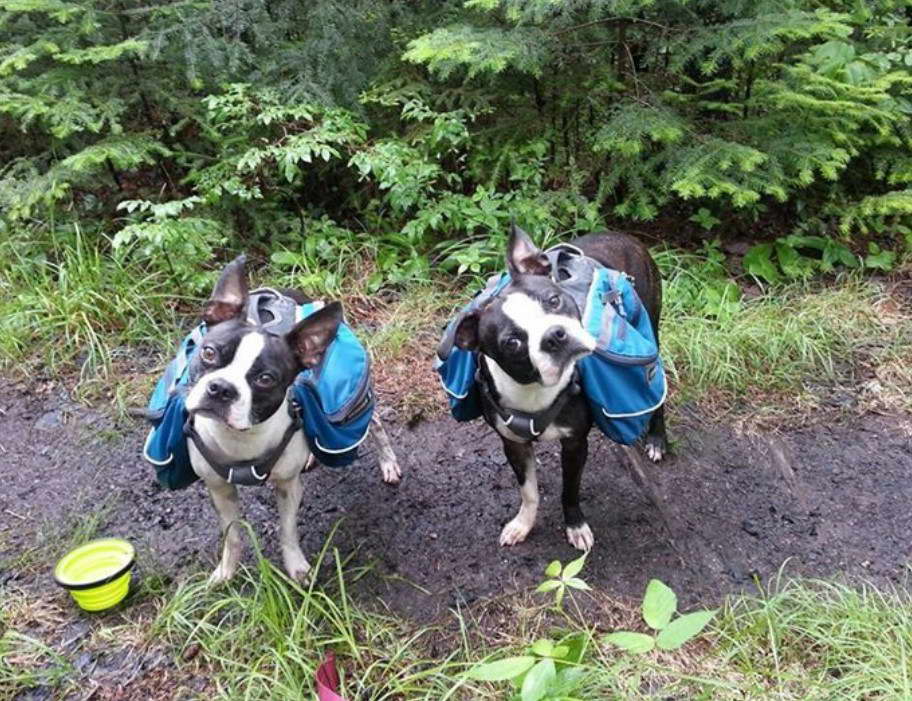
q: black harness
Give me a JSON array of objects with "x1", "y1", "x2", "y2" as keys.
[
  {"x1": 183, "y1": 402, "x2": 303, "y2": 486},
  {"x1": 476, "y1": 356, "x2": 581, "y2": 441}
]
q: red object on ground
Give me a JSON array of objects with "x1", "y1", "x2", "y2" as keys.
[{"x1": 315, "y1": 650, "x2": 347, "y2": 701}]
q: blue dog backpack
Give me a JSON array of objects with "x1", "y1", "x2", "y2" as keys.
[
  {"x1": 435, "y1": 244, "x2": 667, "y2": 445},
  {"x1": 143, "y1": 289, "x2": 374, "y2": 489}
]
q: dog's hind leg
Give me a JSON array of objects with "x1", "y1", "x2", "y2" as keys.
[
  {"x1": 370, "y1": 412, "x2": 401, "y2": 484},
  {"x1": 644, "y1": 404, "x2": 667, "y2": 462},
  {"x1": 274, "y1": 475, "x2": 310, "y2": 582},
  {"x1": 499, "y1": 439, "x2": 539, "y2": 546},
  {"x1": 206, "y1": 481, "x2": 244, "y2": 586}
]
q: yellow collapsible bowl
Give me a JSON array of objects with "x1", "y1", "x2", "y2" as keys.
[{"x1": 53, "y1": 538, "x2": 135, "y2": 612}]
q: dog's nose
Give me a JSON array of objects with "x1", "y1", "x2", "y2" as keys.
[
  {"x1": 541, "y1": 326, "x2": 569, "y2": 352},
  {"x1": 206, "y1": 379, "x2": 238, "y2": 402}
]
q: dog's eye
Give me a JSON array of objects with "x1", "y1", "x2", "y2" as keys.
[
  {"x1": 255, "y1": 373, "x2": 276, "y2": 388},
  {"x1": 504, "y1": 337, "x2": 522, "y2": 354},
  {"x1": 200, "y1": 346, "x2": 218, "y2": 364},
  {"x1": 548, "y1": 295, "x2": 561, "y2": 309}
]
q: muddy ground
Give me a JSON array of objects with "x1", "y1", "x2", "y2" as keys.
[{"x1": 3, "y1": 376, "x2": 911, "y2": 626}]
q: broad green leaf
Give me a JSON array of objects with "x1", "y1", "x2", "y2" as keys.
[
  {"x1": 864, "y1": 244, "x2": 896, "y2": 271},
  {"x1": 552, "y1": 666, "x2": 587, "y2": 694},
  {"x1": 559, "y1": 633, "x2": 587, "y2": 664},
  {"x1": 521, "y1": 658, "x2": 556, "y2": 701},
  {"x1": 743, "y1": 243, "x2": 780, "y2": 283},
  {"x1": 529, "y1": 639, "x2": 553, "y2": 657},
  {"x1": 544, "y1": 560, "x2": 562, "y2": 578},
  {"x1": 603, "y1": 631, "x2": 655, "y2": 654},
  {"x1": 561, "y1": 553, "x2": 587, "y2": 579},
  {"x1": 656, "y1": 609, "x2": 718, "y2": 651},
  {"x1": 642, "y1": 579, "x2": 677, "y2": 631},
  {"x1": 565, "y1": 577, "x2": 591, "y2": 591},
  {"x1": 466, "y1": 656, "x2": 536, "y2": 681},
  {"x1": 536, "y1": 580, "x2": 561, "y2": 593},
  {"x1": 775, "y1": 241, "x2": 806, "y2": 278}
]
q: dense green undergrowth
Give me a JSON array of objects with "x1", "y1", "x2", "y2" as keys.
[
  {"x1": 3, "y1": 0, "x2": 912, "y2": 296},
  {"x1": 5, "y1": 542, "x2": 912, "y2": 700},
  {"x1": 2, "y1": 227, "x2": 909, "y2": 416}
]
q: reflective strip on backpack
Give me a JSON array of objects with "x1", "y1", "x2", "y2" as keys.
[{"x1": 600, "y1": 376, "x2": 668, "y2": 418}]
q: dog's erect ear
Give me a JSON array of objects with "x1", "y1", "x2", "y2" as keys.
[
  {"x1": 288, "y1": 301, "x2": 343, "y2": 369},
  {"x1": 454, "y1": 310, "x2": 481, "y2": 351},
  {"x1": 506, "y1": 223, "x2": 550, "y2": 277},
  {"x1": 203, "y1": 255, "x2": 249, "y2": 326}
]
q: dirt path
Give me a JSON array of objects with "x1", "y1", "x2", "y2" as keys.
[{"x1": 2, "y1": 377, "x2": 911, "y2": 621}]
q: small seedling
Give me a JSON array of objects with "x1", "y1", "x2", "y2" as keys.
[
  {"x1": 535, "y1": 553, "x2": 590, "y2": 611},
  {"x1": 689, "y1": 207, "x2": 721, "y2": 232},
  {"x1": 604, "y1": 579, "x2": 717, "y2": 653}
]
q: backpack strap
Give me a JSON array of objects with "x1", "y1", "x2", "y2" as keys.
[
  {"x1": 183, "y1": 401, "x2": 303, "y2": 486},
  {"x1": 476, "y1": 357, "x2": 582, "y2": 441}
]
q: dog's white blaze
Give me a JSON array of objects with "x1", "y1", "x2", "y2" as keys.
[
  {"x1": 500, "y1": 293, "x2": 595, "y2": 387},
  {"x1": 186, "y1": 331, "x2": 264, "y2": 430},
  {"x1": 486, "y1": 357, "x2": 576, "y2": 414}
]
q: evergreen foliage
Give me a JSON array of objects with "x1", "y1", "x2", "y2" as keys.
[{"x1": 1, "y1": 0, "x2": 910, "y2": 289}]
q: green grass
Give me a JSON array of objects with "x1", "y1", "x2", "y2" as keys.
[
  {"x1": 710, "y1": 577, "x2": 912, "y2": 698},
  {"x1": 6, "y1": 525, "x2": 912, "y2": 700},
  {"x1": 0, "y1": 630, "x2": 72, "y2": 699},
  {"x1": 3, "y1": 224, "x2": 908, "y2": 414},
  {"x1": 655, "y1": 246, "x2": 912, "y2": 407},
  {"x1": 154, "y1": 526, "x2": 475, "y2": 699},
  {"x1": 0, "y1": 225, "x2": 179, "y2": 383},
  {"x1": 151, "y1": 547, "x2": 912, "y2": 700}
]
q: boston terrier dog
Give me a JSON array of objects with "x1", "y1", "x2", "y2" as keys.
[
  {"x1": 453, "y1": 226, "x2": 666, "y2": 551},
  {"x1": 184, "y1": 256, "x2": 401, "y2": 584}
]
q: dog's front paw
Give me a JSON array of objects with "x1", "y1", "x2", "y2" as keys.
[
  {"x1": 379, "y1": 457, "x2": 401, "y2": 484},
  {"x1": 645, "y1": 437, "x2": 665, "y2": 463},
  {"x1": 207, "y1": 563, "x2": 237, "y2": 587},
  {"x1": 282, "y1": 549, "x2": 312, "y2": 583},
  {"x1": 566, "y1": 523, "x2": 594, "y2": 552},
  {"x1": 499, "y1": 515, "x2": 534, "y2": 546}
]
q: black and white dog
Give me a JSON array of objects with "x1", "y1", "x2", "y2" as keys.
[
  {"x1": 453, "y1": 226, "x2": 666, "y2": 551},
  {"x1": 184, "y1": 256, "x2": 400, "y2": 584}
]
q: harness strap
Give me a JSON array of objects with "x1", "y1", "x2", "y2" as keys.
[
  {"x1": 476, "y1": 357, "x2": 581, "y2": 441},
  {"x1": 183, "y1": 405, "x2": 303, "y2": 486}
]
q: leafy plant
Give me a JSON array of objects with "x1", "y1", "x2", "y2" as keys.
[
  {"x1": 743, "y1": 235, "x2": 862, "y2": 283},
  {"x1": 604, "y1": 579, "x2": 717, "y2": 654},
  {"x1": 689, "y1": 207, "x2": 722, "y2": 232},
  {"x1": 465, "y1": 633, "x2": 588, "y2": 701},
  {"x1": 535, "y1": 553, "x2": 590, "y2": 611},
  {"x1": 865, "y1": 242, "x2": 897, "y2": 271}
]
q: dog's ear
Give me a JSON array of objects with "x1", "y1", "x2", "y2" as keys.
[
  {"x1": 454, "y1": 310, "x2": 480, "y2": 351},
  {"x1": 203, "y1": 255, "x2": 249, "y2": 325},
  {"x1": 506, "y1": 223, "x2": 550, "y2": 277},
  {"x1": 287, "y1": 301, "x2": 343, "y2": 369}
]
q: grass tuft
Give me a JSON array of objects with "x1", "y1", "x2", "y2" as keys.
[
  {"x1": 656, "y1": 247, "x2": 912, "y2": 411},
  {"x1": 709, "y1": 576, "x2": 912, "y2": 698},
  {"x1": 154, "y1": 524, "x2": 478, "y2": 699},
  {"x1": 0, "y1": 225, "x2": 178, "y2": 384}
]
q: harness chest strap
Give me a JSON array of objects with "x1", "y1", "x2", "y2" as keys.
[
  {"x1": 183, "y1": 404, "x2": 304, "y2": 487},
  {"x1": 476, "y1": 357, "x2": 582, "y2": 441}
]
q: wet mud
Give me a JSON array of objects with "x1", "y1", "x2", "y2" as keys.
[{"x1": 2, "y1": 378, "x2": 911, "y2": 622}]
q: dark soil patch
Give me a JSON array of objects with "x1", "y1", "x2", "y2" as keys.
[{"x1": 2, "y1": 376, "x2": 911, "y2": 648}]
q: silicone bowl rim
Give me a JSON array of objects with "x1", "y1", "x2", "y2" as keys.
[{"x1": 53, "y1": 538, "x2": 136, "y2": 591}]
